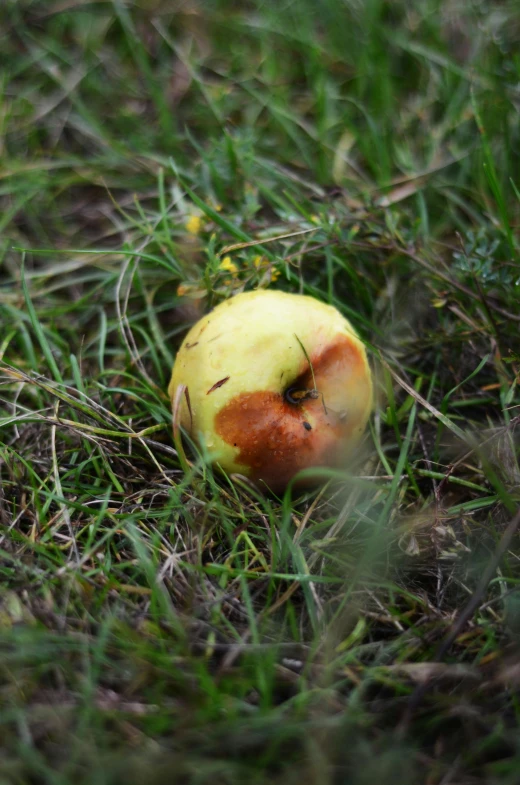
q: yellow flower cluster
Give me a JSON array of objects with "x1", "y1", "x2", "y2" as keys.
[
  {"x1": 185, "y1": 202, "x2": 221, "y2": 236},
  {"x1": 253, "y1": 255, "x2": 280, "y2": 280},
  {"x1": 219, "y1": 256, "x2": 239, "y2": 275},
  {"x1": 185, "y1": 214, "x2": 203, "y2": 235},
  {"x1": 218, "y1": 255, "x2": 240, "y2": 285}
]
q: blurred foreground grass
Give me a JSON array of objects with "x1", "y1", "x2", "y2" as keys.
[{"x1": 1, "y1": 1, "x2": 520, "y2": 783}]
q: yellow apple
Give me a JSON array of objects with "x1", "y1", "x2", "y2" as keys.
[{"x1": 169, "y1": 289, "x2": 372, "y2": 493}]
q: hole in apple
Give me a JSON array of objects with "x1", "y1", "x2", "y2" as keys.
[
  {"x1": 284, "y1": 386, "x2": 328, "y2": 416},
  {"x1": 284, "y1": 386, "x2": 318, "y2": 405}
]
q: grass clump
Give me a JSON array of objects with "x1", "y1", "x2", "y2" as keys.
[{"x1": 1, "y1": 1, "x2": 520, "y2": 783}]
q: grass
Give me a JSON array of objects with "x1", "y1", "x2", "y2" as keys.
[{"x1": 1, "y1": 0, "x2": 520, "y2": 782}]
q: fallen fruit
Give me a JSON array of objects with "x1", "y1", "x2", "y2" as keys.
[{"x1": 169, "y1": 289, "x2": 372, "y2": 493}]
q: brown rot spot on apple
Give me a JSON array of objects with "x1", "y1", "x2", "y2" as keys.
[
  {"x1": 215, "y1": 335, "x2": 368, "y2": 493},
  {"x1": 207, "y1": 376, "x2": 230, "y2": 394},
  {"x1": 185, "y1": 341, "x2": 199, "y2": 349}
]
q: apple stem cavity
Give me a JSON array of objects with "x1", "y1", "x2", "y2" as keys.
[{"x1": 284, "y1": 385, "x2": 329, "y2": 416}]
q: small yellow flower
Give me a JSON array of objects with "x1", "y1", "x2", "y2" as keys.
[
  {"x1": 186, "y1": 215, "x2": 203, "y2": 235},
  {"x1": 253, "y1": 255, "x2": 266, "y2": 268},
  {"x1": 177, "y1": 284, "x2": 190, "y2": 297},
  {"x1": 219, "y1": 256, "x2": 239, "y2": 275},
  {"x1": 271, "y1": 269, "x2": 281, "y2": 281}
]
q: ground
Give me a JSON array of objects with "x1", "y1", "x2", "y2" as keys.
[{"x1": 1, "y1": 1, "x2": 520, "y2": 783}]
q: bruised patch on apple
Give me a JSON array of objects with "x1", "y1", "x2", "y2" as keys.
[{"x1": 215, "y1": 336, "x2": 370, "y2": 492}]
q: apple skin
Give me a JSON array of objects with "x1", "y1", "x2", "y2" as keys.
[{"x1": 168, "y1": 289, "x2": 372, "y2": 493}]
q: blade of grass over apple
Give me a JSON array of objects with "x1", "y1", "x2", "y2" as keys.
[{"x1": 294, "y1": 333, "x2": 318, "y2": 393}]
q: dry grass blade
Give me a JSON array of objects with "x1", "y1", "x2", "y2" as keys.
[
  {"x1": 171, "y1": 383, "x2": 191, "y2": 476},
  {"x1": 219, "y1": 227, "x2": 318, "y2": 256},
  {"x1": 381, "y1": 358, "x2": 468, "y2": 442}
]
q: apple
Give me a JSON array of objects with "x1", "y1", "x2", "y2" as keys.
[{"x1": 169, "y1": 289, "x2": 372, "y2": 493}]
